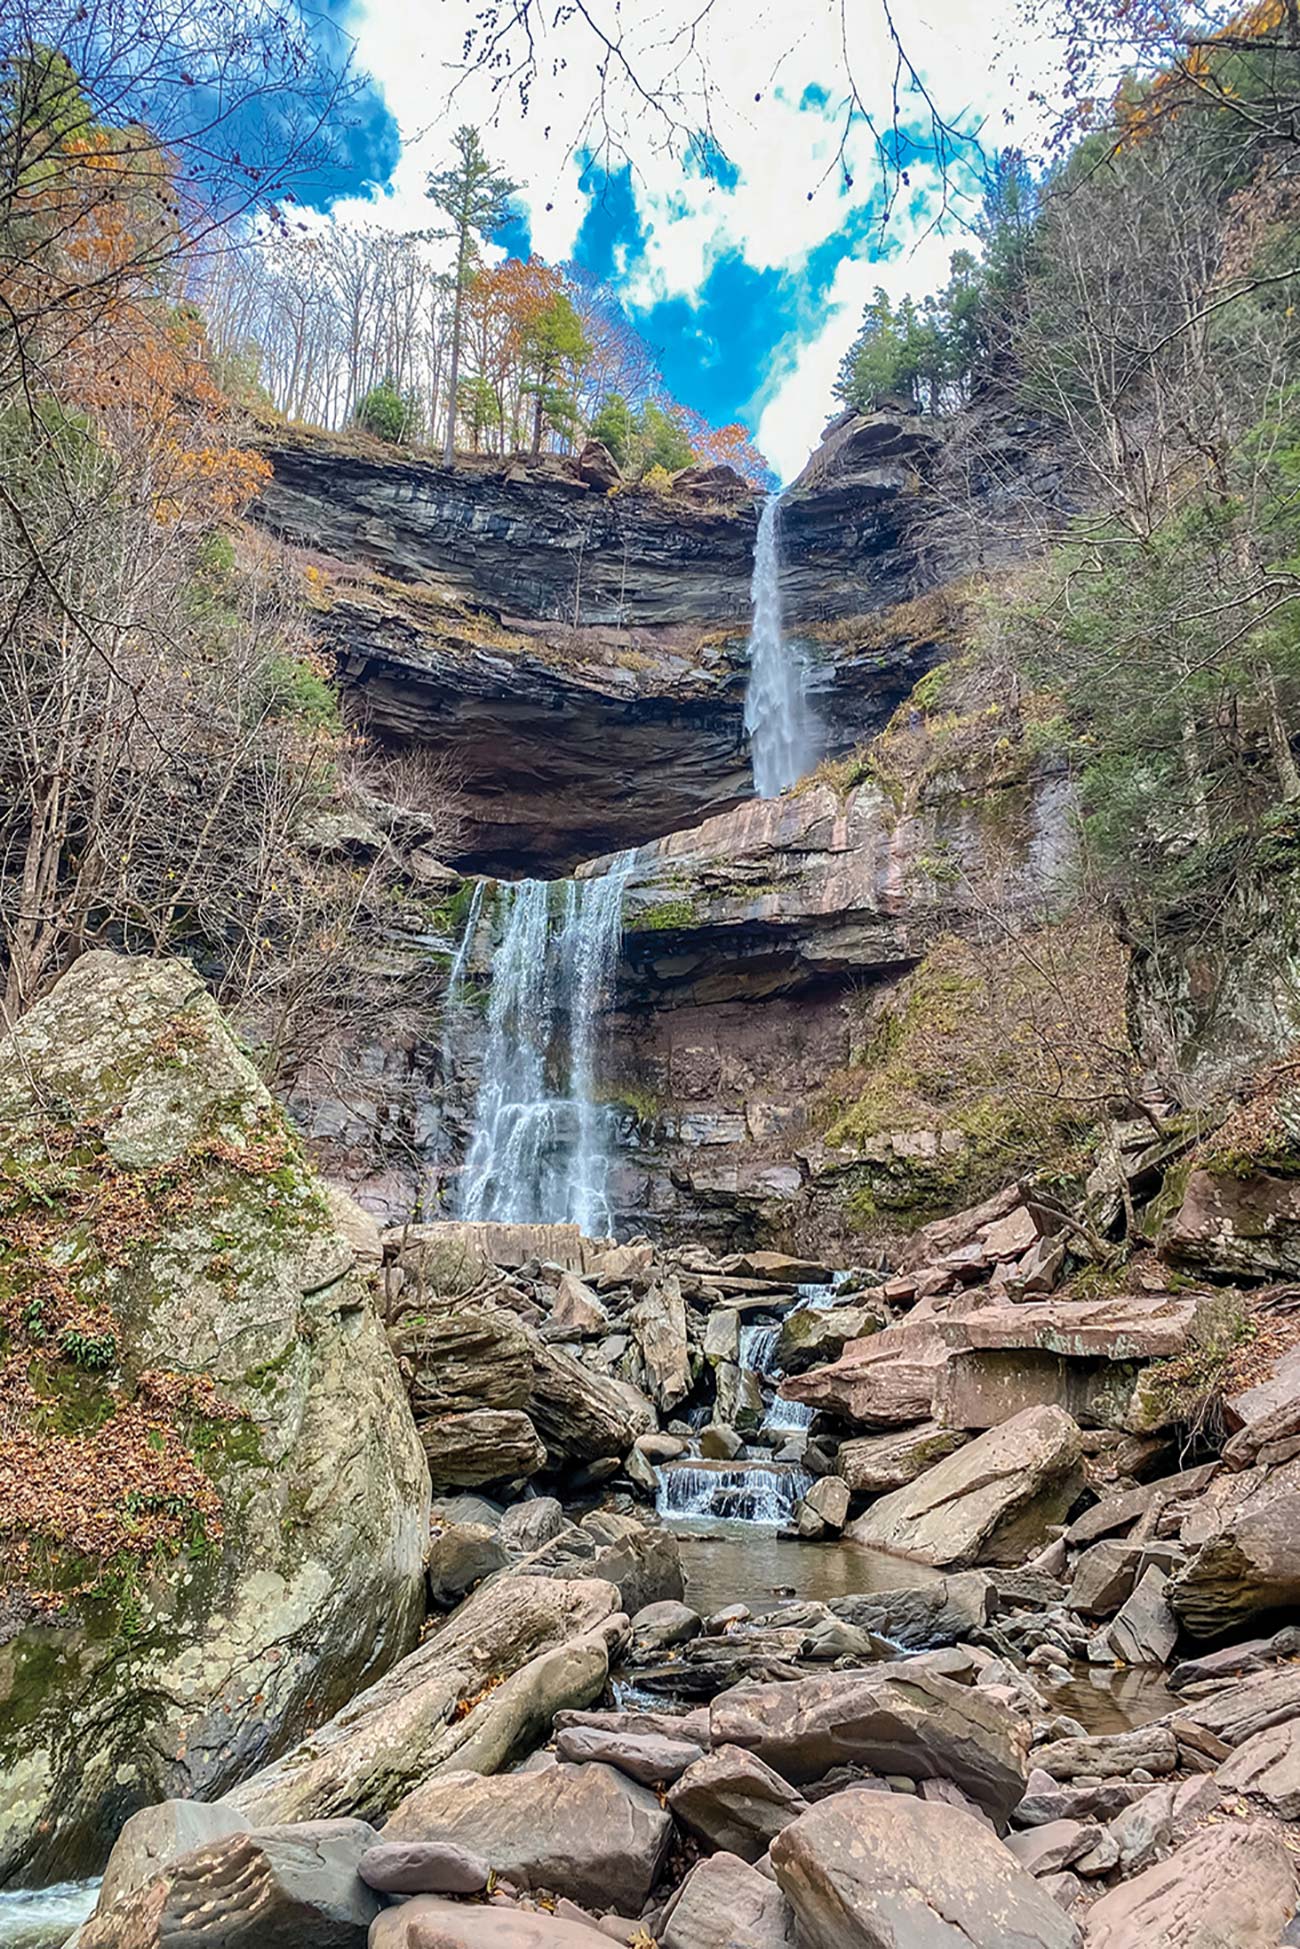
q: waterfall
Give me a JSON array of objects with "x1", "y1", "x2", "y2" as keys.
[
  {"x1": 657, "y1": 1461, "x2": 813, "y2": 1525},
  {"x1": 743, "y1": 494, "x2": 821, "y2": 797},
  {"x1": 457, "y1": 851, "x2": 634, "y2": 1231},
  {"x1": 740, "y1": 1283, "x2": 843, "y2": 1435}
]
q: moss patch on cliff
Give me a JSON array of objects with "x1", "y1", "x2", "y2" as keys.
[
  {"x1": 821, "y1": 919, "x2": 1131, "y2": 1223},
  {"x1": 866, "y1": 647, "x2": 1066, "y2": 813}
]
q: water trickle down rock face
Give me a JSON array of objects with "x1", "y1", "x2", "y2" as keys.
[
  {"x1": 744, "y1": 496, "x2": 822, "y2": 798},
  {"x1": 0, "y1": 953, "x2": 430, "y2": 1883},
  {"x1": 252, "y1": 408, "x2": 1056, "y2": 876}
]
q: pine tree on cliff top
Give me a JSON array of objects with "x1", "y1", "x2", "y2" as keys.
[{"x1": 426, "y1": 126, "x2": 520, "y2": 464}]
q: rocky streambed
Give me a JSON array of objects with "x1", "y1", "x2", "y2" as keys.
[{"x1": 6, "y1": 956, "x2": 1300, "y2": 1948}]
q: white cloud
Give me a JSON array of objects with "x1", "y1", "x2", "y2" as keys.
[{"x1": 318, "y1": 0, "x2": 1062, "y2": 474}]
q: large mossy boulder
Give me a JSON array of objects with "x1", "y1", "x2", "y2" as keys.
[{"x1": 0, "y1": 953, "x2": 430, "y2": 1882}]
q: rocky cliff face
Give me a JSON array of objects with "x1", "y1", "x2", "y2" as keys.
[{"x1": 253, "y1": 409, "x2": 1050, "y2": 875}]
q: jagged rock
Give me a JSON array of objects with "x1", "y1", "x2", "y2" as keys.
[
  {"x1": 1169, "y1": 1624, "x2": 1300, "y2": 1690},
  {"x1": 577, "y1": 439, "x2": 621, "y2": 491},
  {"x1": 427, "y1": 1522, "x2": 509, "y2": 1608},
  {"x1": 729, "y1": 1251, "x2": 833, "y2": 1282},
  {"x1": 715, "y1": 1358, "x2": 766, "y2": 1432},
  {"x1": 703, "y1": 1311, "x2": 741, "y2": 1363},
  {"x1": 556, "y1": 1704, "x2": 713, "y2": 1747},
  {"x1": 699, "y1": 1422, "x2": 743, "y2": 1459},
  {"x1": 1161, "y1": 1166, "x2": 1300, "y2": 1280},
  {"x1": 372, "y1": 1901, "x2": 618, "y2": 1947},
  {"x1": 555, "y1": 1726, "x2": 704, "y2": 1786},
  {"x1": 1098, "y1": 1566, "x2": 1177, "y2": 1666},
  {"x1": 829, "y1": 1571, "x2": 993, "y2": 1649},
  {"x1": 1164, "y1": 1661, "x2": 1300, "y2": 1748},
  {"x1": 1006, "y1": 1820, "x2": 1104, "y2": 1876},
  {"x1": 1065, "y1": 1464, "x2": 1217, "y2": 1546},
  {"x1": 770, "y1": 1793, "x2": 1080, "y2": 1949},
  {"x1": 709, "y1": 1666, "x2": 1027, "y2": 1822},
  {"x1": 381, "y1": 1762, "x2": 672, "y2": 1913},
  {"x1": 528, "y1": 1339, "x2": 639, "y2": 1463},
  {"x1": 227, "y1": 1575, "x2": 620, "y2": 1825},
  {"x1": 549, "y1": 1272, "x2": 610, "y2": 1335},
  {"x1": 1167, "y1": 1457, "x2": 1300, "y2": 1638},
  {"x1": 1084, "y1": 1820, "x2": 1296, "y2": 1948},
  {"x1": 1104, "y1": 1779, "x2": 1221, "y2": 1874},
  {"x1": 630, "y1": 1275, "x2": 692, "y2": 1410},
  {"x1": 96, "y1": 1801, "x2": 251, "y2": 1913},
  {"x1": 783, "y1": 1320, "x2": 947, "y2": 1426},
  {"x1": 668, "y1": 1745, "x2": 809, "y2": 1861},
  {"x1": 388, "y1": 1220, "x2": 593, "y2": 1277},
  {"x1": 359, "y1": 1839, "x2": 491, "y2": 1895},
  {"x1": 659, "y1": 1850, "x2": 797, "y2": 1949},
  {"x1": 1068, "y1": 1541, "x2": 1145, "y2": 1618},
  {"x1": 1030, "y1": 1725, "x2": 1178, "y2": 1781},
  {"x1": 1216, "y1": 1717, "x2": 1300, "y2": 1816},
  {"x1": 79, "y1": 1820, "x2": 381, "y2": 1949},
  {"x1": 846, "y1": 1406, "x2": 1084, "y2": 1568},
  {"x1": 0, "y1": 953, "x2": 429, "y2": 1881},
  {"x1": 935, "y1": 1349, "x2": 1152, "y2": 1434},
  {"x1": 510, "y1": 1511, "x2": 684, "y2": 1615},
  {"x1": 395, "y1": 1301, "x2": 535, "y2": 1413},
  {"x1": 419, "y1": 1407, "x2": 547, "y2": 1488},
  {"x1": 836, "y1": 1421, "x2": 970, "y2": 1492},
  {"x1": 1014, "y1": 1782, "x2": 1154, "y2": 1827},
  {"x1": 939, "y1": 1295, "x2": 1198, "y2": 1362},
  {"x1": 776, "y1": 1306, "x2": 878, "y2": 1375},
  {"x1": 672, "y1": 461, "x2": 752, "y2": 498}
]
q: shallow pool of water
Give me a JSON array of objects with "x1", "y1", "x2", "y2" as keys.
[
  {"x1": 1051, "y1": 1661, "x2": 1182, "y2": 1734},
  {"x1": 669, "y1": 1518, "x2": 944, "y2": 1619},
  {"x1": 0, "y1": 1881, "x2": 98, "y2": 1949}
]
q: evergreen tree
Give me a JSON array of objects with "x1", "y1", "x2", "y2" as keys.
[{"x1": 426, "y1": 126, "x2": 520, "y2": 463}]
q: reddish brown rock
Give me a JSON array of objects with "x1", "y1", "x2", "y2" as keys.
[{"x1": 1083, "y1": 1820, "x2": 1295, "y2": 1947}]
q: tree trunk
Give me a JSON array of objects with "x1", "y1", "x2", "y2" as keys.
[{"x1": 443, "y1": 223, "x2": 468, "y2": 465}]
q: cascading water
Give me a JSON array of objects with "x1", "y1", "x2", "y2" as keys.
[
  {"x1": 457, "y1": 850, "x2": 634, "y2": 1232},
  {"x1": 743, "y1": 494, "x2": 821, "y2": 797},
  {"x1": 656, "y1": 1460, "x2": 813, "y2": 1525}
]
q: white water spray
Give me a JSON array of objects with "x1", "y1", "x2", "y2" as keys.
[
  {"x1": 457, "y1": 851, "x2": 634, "y2": 1231},
  {"x1": 743, "y1": 495, "x2": 820, "y2": 797}
]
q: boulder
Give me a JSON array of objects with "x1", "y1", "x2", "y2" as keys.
[
  {"x1": 1005, "y1": 1820, "x2": 1104, "y2": 1877},
  {"x1": 79, "y1": 1819, "x2": 381, "y2": 1949},
  {"x1": 227, "y1": 1574, "x2": 619, "y2": 1826},
  {"x1": 555, "y1": 1725, "x2": 703, "y2": 1785},
  {"x1": 1103, "y1": 1778, "x2": 1221, "y2": 1875},
  {"x1": 371, "y1": 1902, "x2": 615, "y2": 1948},
  {"x1": 836, "y1": 1421, "x2": 969, "y2": 1493},
  {"x1": 359, "y1": 1839, "x2": 491, "y2": 1895},
  {"x1": 846, "y1": 1406, "x2": 1084, "y2": 1568},
  {"x1": 1030, "y1": 1725, "x2": 1178, "y2": 1781},
  {"x1": 510, "y1": 1510, "x2": 684, "y2": 1615},
  {"x1": 96, "y1": 1800, "x2": 250, "y2": 1912},
  {"x1": 1084, "y1": 1820, "x2": 1295, "y2": 1948},
  {"x1": 660, "y1": 1851, "x2": 796, "y2": 1949},
  {"x1": 630, "y1": 1275, "x2": 692, "y2": 1410},
  {"x1": 528, "y1": 1339, "x2": 639, "y2": 1463},
  {"x1": 699, "y1": 1422, "x2": 743, "y2": 1459},
  {"x1": 797, "y1": 1477, "x2": 850, "y2": 1536},
  {"x1": 427, "y1": 1522, "x2": 509, "y2": 1608},
  {"x1": 1216, "y1": 1718, "x2": 1300, "y2": 1816},
  {"x1": 776, "y1": 1306, "x2": 878, "y2": 1376},
  {"x1": 498, "y1": 1497, "x2": 568, "y2": 1554},
  {"x1": 381, "y1": 1762, "x2": 671, "y2": 1913},
  {"x1": 770, "y1": 1793, "x2": 1080, "y2": 1949},
  {"x1": 628, "y1": 1599, "x2": 701, "y2": 1657},
  {"x1": 419, "y1": 1407, "x2": 547, "y2": 1488},
  {"x1": 576, "y1": 440, "x2": 621, "y2": 491},
  {"x1": 829, "y1": 1571, "x2": 993, "y2": 1649},
  {"x1": 549, "y1": 1272, "x2": 609, "y2": 1335},
  {"x1": 783, "y1": 1322, "x2": 947, "y2": 1426},
  {"x1": 709, "y1": 1665, "x2": 1027, "y2": 1823},
  {"x1": 1068, "y1": 1541, "x2": 1145, "y2": 1619},
  {"x1": 0, "y1": 953, "x2": 429, "y2": 1881},
  {"x1": 394, "y1": 1301, "x2": 535, "y2": 1414},
  {"x1": 668, "y1": 1745, "x2": 809, "y2": 1861},
  {"x1": 1167, "y1": 1460, "x2": 1300, "y2": 1638},
  {"x1": 1161, "y1": 1166, "x2": 1300, "y2": 1280},
  {"x1": 1098, "y1": 1566, "x2": 1177, "y2": 1666}
]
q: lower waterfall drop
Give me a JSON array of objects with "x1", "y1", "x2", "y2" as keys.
[
  {"x1": 743, "y1": 493, "x2": 821, "y2": 797},
  {"x1": 457, "y1": 850, "x2": 634, "y2": 1232}
]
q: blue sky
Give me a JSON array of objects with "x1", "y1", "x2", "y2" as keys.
[{"x1": 299, "y1": 0, "x2": 1048, "y2": 477}]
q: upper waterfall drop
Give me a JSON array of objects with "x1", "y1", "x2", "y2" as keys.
[
  {"x1": 456, "y1": 849, "x2": 635, "y2": 1233},
  {"x1": 743, "y1": 493, "x2": 821, "y2": 797}
]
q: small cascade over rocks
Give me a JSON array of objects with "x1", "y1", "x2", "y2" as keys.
[
  {"x1": 743, "y1": 494, "x2": 821, "y2": 796},
  {"x1": 457, "y1": 849, "x2": 635, "y2": 1231},
  {"x1": 656, "y1": 1457, "x2": 813, "y2": 1525}
]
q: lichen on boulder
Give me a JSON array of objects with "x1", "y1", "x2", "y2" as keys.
[{"x1": 0, "y1": 952, "x2": 429, "y2": 1882}]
